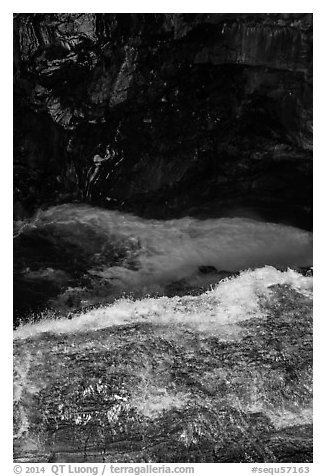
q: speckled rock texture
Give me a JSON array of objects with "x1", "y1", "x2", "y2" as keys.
[
  {"x1": 14, "y1": 283, "x2": 312, "y2": 463},
  {"x1": 14, "y1": 14, "x2": 312, "y2": 228}
]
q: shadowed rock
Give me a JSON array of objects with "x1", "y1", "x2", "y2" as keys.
[{"x1": 14, "y1": 14, "x2": 312, "y2": 229}]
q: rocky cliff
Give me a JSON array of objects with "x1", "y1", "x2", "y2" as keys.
[{"x1": 13, "y1": 13, "x2": 313, "y2": 228}]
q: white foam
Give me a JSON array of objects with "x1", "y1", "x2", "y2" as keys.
[
  {"x1": 14, "y1": 266, "x2": 312, "y2": 340},
  {"x1": 15, "y1": 204, "x2": 313, "y2": 289}
]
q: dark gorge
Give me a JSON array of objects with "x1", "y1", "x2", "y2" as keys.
[
  {"x1": 14, "y1": 13, "x2": 312, "y2": 228},
  {"x1": 13, "y1": 13, "x2": 313, "y2": 465}
]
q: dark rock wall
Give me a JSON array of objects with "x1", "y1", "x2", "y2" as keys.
[{"x1": 13, "y1": 13, "x2": 313, "y2": 228}]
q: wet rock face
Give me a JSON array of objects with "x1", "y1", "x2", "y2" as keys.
[
  {"x1": 14, "y1": 284, "x2": 313, "y2": 463},
  {"x1": 14, "y1": 13, "x2": 312, "y2": 228}
]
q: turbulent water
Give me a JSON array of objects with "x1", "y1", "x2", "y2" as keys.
[
  {"x1": 14, "y1": 204, "x2": 312, "y2": 318},
  {"x1": 14, "y1": 204, "x2": 313, "y2": 275},
  {"x1": 14, "y1": 265, "x2": 312, "y2": 340},
  {"x1": 13, "y1": 204, "x2": 313, "y2": 463}
]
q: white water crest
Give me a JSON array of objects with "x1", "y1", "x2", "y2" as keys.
[
  {"x1": 14, "y1": 266, "x2": 312, "y2": 340},
  {"x1": 13, "y1": 204, "x2": 313, "y2": 463},
  {"x1": 14, "y1": 203, "x2": 312, "y2": 290}
]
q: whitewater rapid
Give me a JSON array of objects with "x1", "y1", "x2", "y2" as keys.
[
  {"x1": 13, "y1": 204, "x2": 313, "y2": 464},
  {"x1": 14, "y1": 266, "x2": 312, "y2": 340},
  {"x1": 14, "y1": 203, "x2": 312, "y2": 287},
  {"x1": 13, "y1": 203, "x2": 313, "y2": 332}
]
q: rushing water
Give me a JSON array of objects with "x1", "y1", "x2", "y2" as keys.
[
  {"x1": 14, "y1": 265, "x2": 312, "y2": 340},
  {"x1": 13, "y1": 204, "x2": 313, "y2": 463},
  {"x1": 14, "y1": 204, "x2": 312, "y2": 318},
  {"x1": 14, "y1": 204, "x2": 313, "y2": 275}
]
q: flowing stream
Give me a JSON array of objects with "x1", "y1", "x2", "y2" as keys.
[{"x1": 13, "y1": 204, "x2": 313, "y2": 463}]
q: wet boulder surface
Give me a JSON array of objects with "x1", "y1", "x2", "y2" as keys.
[
  {"x1": 14, "y1": 272, "x2": 312, "y2": 463},
  {"x1": 14, "y1": 13, "x2": 312, "y2": 229}
]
